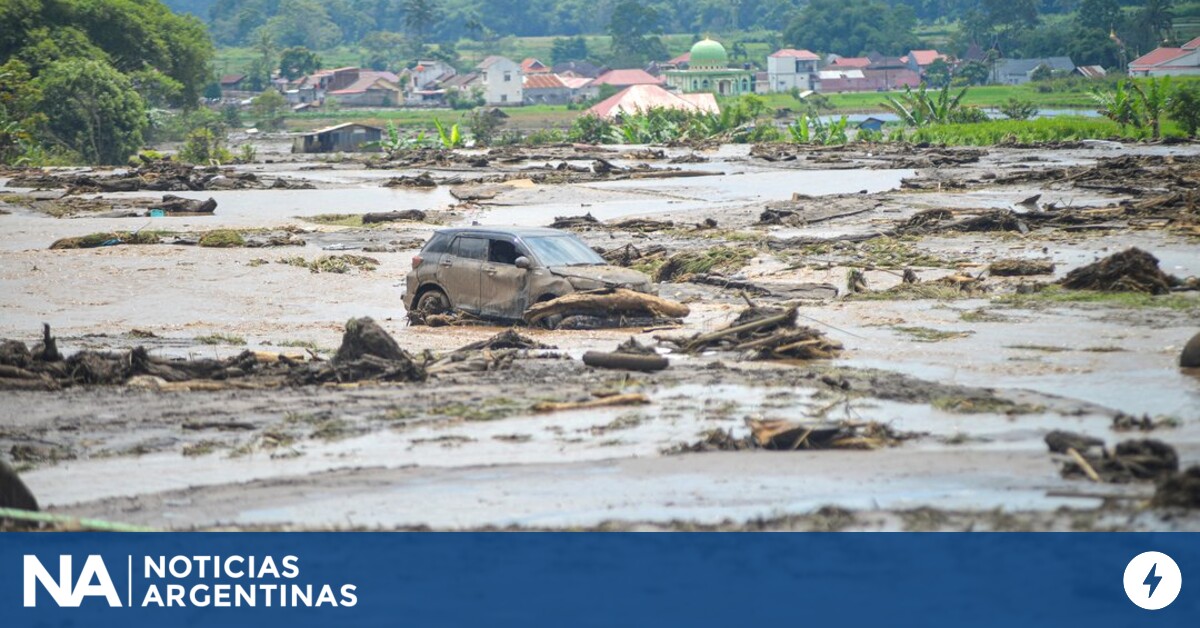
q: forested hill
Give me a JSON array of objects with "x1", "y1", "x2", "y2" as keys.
[{"x1": 167, "y1": 0, "x2": 1097, "y2": 47}]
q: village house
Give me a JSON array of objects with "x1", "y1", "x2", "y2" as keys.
[
  {"x1": 523, "y1": 73, "x2": 573, "y2": 105},
  {"x1": 592, "y1": 68, "x2": 665, "y2": 90},
  {"x1": 287, "y1": 67, "x2": 402, "y2": 107},
  {"x1": 587, "y1": 84, "x2": 719, "y2": 119},
  {"x1": 992, "y1": 57, "x2": 1076, "y2": 84},
  {"x1": 1129, "y1": 37, "x2": 1200, "y2": 77},
  {"x1": 552, "y1": 61, "x2": 604, "y2": 79},
  {"x1": 476, "y1": 56, "x2": 523, "y2": 105},
  {"x1": 292, "y1": 123, "x2": 382, "y2": 153},
  {"x1": 905, "y1": 49, "x2": 947, "y2": 75},
  {"x1": 399, "y1": 59, "x2": 456, "y2": 107},
  {"x1": 767, "y1": 48, "x2": 820, "y2": 92},
  {"x1": 218, "y1": 73, "x2": 248, "y2": 94},
  {"x1": 521, "y1": 58, "x2": 551, "y2": 74}
]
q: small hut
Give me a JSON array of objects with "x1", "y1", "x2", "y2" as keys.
[{"x1": 292, "y1": 123, "x2": 383, "y2": 153}]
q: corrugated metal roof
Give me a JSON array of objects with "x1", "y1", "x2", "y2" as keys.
[
  {"x1": 524, "y1": 74, "x2": 567, "y2": 89},
  {"x1": 299, "y1": 123, "x2": 383, "y2": 137},
  {"x1": 1130, "y1": 47, "x2": 1189, "y2": 69},
  {"x1": 907, "y1": 50, "x2": 944, "y2": 66}
]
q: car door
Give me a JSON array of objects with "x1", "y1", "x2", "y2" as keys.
[
  {"x1": 438, "y1": 236, "x2": 486, "y2": 313},
  {"x1": 479, "y1": 237, "x2": 530, "y2": 319}
]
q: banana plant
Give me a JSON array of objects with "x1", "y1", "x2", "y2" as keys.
[
  {"x1": 1131, "y1": 77, "x2": 1170, "y2": 139},
  {"x1": 1090, "y1": 80, "x2": 1143, "y2": 133},
  {"x1": 432, "y1": 117, "x2": 463, "y2": 148},
  {"x1": 787, "y1": 115, "x2": 811, "y2": 143}
]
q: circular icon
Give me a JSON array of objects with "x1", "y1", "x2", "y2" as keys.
[{"x1": 1124, "y1": 551, "x2": 1182, "y2": 610}]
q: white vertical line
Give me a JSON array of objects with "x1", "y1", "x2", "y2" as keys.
[{"x1": 127, "y1": 555, "x2": 132, "y2": 607}]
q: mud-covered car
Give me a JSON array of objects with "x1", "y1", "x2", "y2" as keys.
[{"x1": 404, "y1": 227, "x2": 655, "y2": 322}]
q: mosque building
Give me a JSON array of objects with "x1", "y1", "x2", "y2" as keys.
[{"x1": 664, "y1": 38, "x2": 755, "y2": 97}]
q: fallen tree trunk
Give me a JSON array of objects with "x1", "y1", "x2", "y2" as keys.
[
  {"x1": 523, "y1": 288, "x2": 689, "y2": 326},
  {"x1": 533, "y1": 393, "x2": 649, "y2": 413},
  {"x1": 362, "y1": 209, "x2": 427, "y2": 224}
]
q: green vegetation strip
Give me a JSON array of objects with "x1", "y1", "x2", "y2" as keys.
[{"x1": 0, "y1": 507, "x2": 156, "y2": 532}]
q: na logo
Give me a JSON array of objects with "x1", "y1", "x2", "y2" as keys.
[{"x1": 23, "y1": 555, "x2": 122, "y2": 607}]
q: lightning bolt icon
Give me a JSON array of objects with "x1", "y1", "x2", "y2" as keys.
[{"x1": 1144, "y1": 563, "x2": 1162, "y2": 598}]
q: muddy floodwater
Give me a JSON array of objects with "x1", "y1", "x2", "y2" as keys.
[{"x1": 1, "y1": 139, "x2": 1198, "y2": 531}]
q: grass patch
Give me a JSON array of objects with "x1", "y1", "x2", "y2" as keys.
[
  {"x1": 958, "y1": 308, "x2": 1010, "y2": 323},
  {"x1": 305, "y1": 213, "x2": 366, "y2": 228},
  {"x1": 182, "y1": 440, "x2": 224, "y2": 457},
  {"x1": 1006, "y1": 344, "x2": 1070, "y2": 353},
  {"x1": 195, "y1": 333, "x2": 246, "y2": 345},
  {"x1": 996, "y1": 285, "x2": 1200, "y2": 312},
  {"x1": 799, "y1": 236, "x2": 957, "y2": 269},
  {"x1": 655, "y1": 246, "x2": 756, "y2": 281},
  {"x1": 274, "y1": 339, "x2": 322, "y2": 351},
  {"x1": 910, "y1": 117, "x2": 1185, "y2": 146},
  {"x1": 931, "y1": 395, "x2": 1043, "y2": 415},
  {"x1": 892, "y1": 326, "x2": 974, "y2": 342},
  {"x1": 849, "y1": 283, "x2": 976, "y2": 301},
  {"x1": 278, "y1": 254, "x2": 379, "y2": 273},
  {"x1": 198, "y1": 229, "x2": 246, "y2": 248},
  {"x1": 49, "y1": 230, "x2": 168, "y2": 249},
  {"x1": 431, "y1": 397, "x2": 521, "y2": 422}
]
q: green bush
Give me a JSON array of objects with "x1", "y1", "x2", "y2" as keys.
[{"x1": 179, "y1": 128, "x2": 233, "y2": 164}]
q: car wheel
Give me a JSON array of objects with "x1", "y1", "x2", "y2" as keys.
[{"x1": 416, "y1": 289, "x2": 451, "y2": 314}]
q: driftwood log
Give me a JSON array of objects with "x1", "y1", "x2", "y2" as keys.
[
  {"x1": 362, "y1": 209, "x2": 427, "y2": 224},
  {"x1": 523, "y1": 288, "x2": 690, "y2": 326}
]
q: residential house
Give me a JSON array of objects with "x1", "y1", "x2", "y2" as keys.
[
  {"x1": 666, "y1": 51, "x2": 691, "y2": 70},
  {"x1": 404, "y1": 60, "x2": 456, "y2": 91},
  {"x1": 327, "y1": 70, "x2": 403, "y2": 107},
  {"x1": 521, "y1": 58, "x2": 551, "y2": 74},
  {"x1": 587, "y1": 84, "x2": 719, "y2": 120},
  {"x1": 591, "y1": 68, "x2": 665, "y2": 90},
  {"x1": 477, "y1": 56, "x2": 523, "y2": 106},
  {"x1": 552, "y1": 61, "x2": 604, "y2": 79},
  {"x1": 827, "y1": 56, "x2": 871, "y2": 69},
  {"x1": 767, "y1": 48, "x2": 820, "y2": 92},
  {"x1": 815, "y1": 67, "x2": 919, "y2": 92},
  {"x1": 218, "y1": 74, "x2": 248, "y2": 93},
  {"x1": 560, "y1": 76, "x2": 599, "y2": 101},
  {"x1": 905, "y1": 49, "x2": 947, "y2": 75},
  {"x1": 992, "y1": 57, "x2": 1075, "y2": 84},
  {"x1": 292, "y1": 123, "x2": 382, "y2": 153},
  {"x1": 1129, "y1": 37, "x2": 1200, "y2": 76},
  {"x1": 523, "y1": 74, "x2": 573, "y2": 105}
]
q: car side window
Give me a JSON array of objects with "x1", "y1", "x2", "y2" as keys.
[
  {"x1": 453, "y1": 236, "x2": 487, "y2": 260},
  {"x1": 423, "y1": 234, "x2": 450, "y2": 254},
  {"x1": 488, "y1": 239, "x2": 519, "y2": 265}
]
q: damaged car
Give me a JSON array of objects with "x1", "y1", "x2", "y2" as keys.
[{"x1": 404, "y1": 227, "x2": 655, "y2": 323}]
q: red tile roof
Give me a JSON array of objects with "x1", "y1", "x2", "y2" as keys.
[
  {"x1": 668, "y1": 52, "x2": 691, "y2": 65},
  {"x1": 521, "y1": 58, "x2": 550, "y2": 73},
  {"x1": 907, "y1": 50, "x2": 944, "y2": 66},
  {"x1": 592, "y1": 69, "x2": 665, "y2": 87},
  {"x1": 829, "y1": 57, "x2": 871, "y2": 68},
  {"x1": 524, "y1": 74, "x2": 567, "y2": 89},
  {"x1": 1184, "y1": 36, "x2": 1200, "y2": 50},
  {"x1": 770, "y1": 49, "x2": 819, "y2": 61},
  {"x1": 1130, "y1": 47, "x2": 1189, "y2": 69}
]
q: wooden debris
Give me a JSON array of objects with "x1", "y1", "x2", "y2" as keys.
[
  {"x1": 661, "y1": 306, "x2": 842, "y2": 361},
  {"x1": 533, "y1": 393, "x2": 650, "y2": 413},
  {"x1": 523, "y1": 288, "x2": 690, "y2": 327}
]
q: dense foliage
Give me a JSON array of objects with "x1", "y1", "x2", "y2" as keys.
[{"x1": 1, "y1": 0, "x2": 215, "y2": 164}]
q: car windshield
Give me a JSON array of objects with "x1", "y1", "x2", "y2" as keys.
[{"x1": 524, "y1": 235, "x2": 605, "y2": 267}]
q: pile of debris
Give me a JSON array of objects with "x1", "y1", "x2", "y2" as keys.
[
  {"x1": 597, "y1": 243, "x2": 668, "y2": 267},
  {"x1": 582, "y1": 337, "x2": 669, "y2": 372},
  {"x1": 666, "y1": 418, "x2": 910, "y2": 454},
  {"x1": 1153, "y1": 466, "x2": 1200, "y2": 509},
  {"x1": 0, "y1": 319, "x2": 425, "y2": 391},
  {"x1": 1045, "y1": 430, "x2": 1178, "y2": 483},
  {"x1": 660, "y1": 306, "x2": 842, "y2": 360},
  {"x1": 524, "y1": 288, "x2": 690, "y2": 330},
  {"x1": 1059, "y1": 247, "x2": 1181, "y2": 295},
  {"x1": 7, "y1": 161, "x2": 312, "y2": 194},
  {"x1": 424, "y1": 330, "x2": 559, "y2": 375}
]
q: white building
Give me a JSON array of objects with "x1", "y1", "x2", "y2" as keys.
[
  {"x1": 476, "y1": 56, "x2": 523, "y2": 106},
  {"x1": 1129, "y1": 37, "x2": 1200, "y2": 77},
  {"x1": 767, "y1": 49, "x2": 820, "y2": 93}
]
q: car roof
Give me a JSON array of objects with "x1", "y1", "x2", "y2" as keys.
[{"x1": 433, "y1": 226, "x2": 573, "y2": 238}]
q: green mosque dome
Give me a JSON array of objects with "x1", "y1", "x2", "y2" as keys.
[{"x1": 689, "y1": 38, "x2": 728, "y2": 70}]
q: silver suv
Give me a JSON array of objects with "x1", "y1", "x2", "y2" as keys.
[{"x1": 404, "y1": 227, "x2": 654, "y2": 321}]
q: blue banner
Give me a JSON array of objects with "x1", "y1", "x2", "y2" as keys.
[{"x1": 1, "y1": 533, "x2": 1195, "y2": 627}]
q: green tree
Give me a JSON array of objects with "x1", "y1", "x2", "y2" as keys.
[
  {"x1": 551, "y1": 35, "x2": 589, "y2": 64},
  {"x1": 999, "y1": 98, "x2": 1038, "y2": 120},
  {"x1": 783, "y1": 0, "x2": 917, "y2": 56},
  {"x1": 35, "y1": 58, "x2": 146, "y2": 165},
  {"x1": 404, "y1": 0, "x2": 440, "y2": 47},
  {"x1": 608, "y1": 0, "x2": 667, "y2": 67},
  {"x1": 954, "y1": 60, "x2": 990, "y2": 86},
  {"x1": 1132, "y1": 77, "x2": 1170, "y2": 139},
  {"x1": 251, "y1": 89, "x2": 288, "y2": 129},
  {"x1": 1029, "y1": 64, "x2": 1054, "y2": 82},
  {"x1": 246, "y1": 30, "x2": 277, "y2": 91},
  {"x1": 265, "y1": 0, "x2": 342, "y2": 49},
  {"x1": 924, "y1": 58, "x2": 951, "y2": 87},
  {"x1": 360, "y1": 31, "x2": 410, "y2": 71},
  {"x1": 279, "y1": 46, "x2": 322, "y2": 80},
  {"x1": 1077, "y1": 0, "x2": 1121, "y2": 31},
  {"x1": 1166, "y1": 83, "x2": 1200, "y2": 137}
]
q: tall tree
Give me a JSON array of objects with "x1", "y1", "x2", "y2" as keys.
[
  {"x1": 404, "y1": 0, "x2": 439, "y2": 46},
  {"x1": 279, "y1": 46, "x2": 321, "y2": 80},
  {"x1": 607, "y1": 0, "x2": 667, "y2": 66},
  {"x1": 36, "y1": 58, "x2": 146, "y2": 164}
]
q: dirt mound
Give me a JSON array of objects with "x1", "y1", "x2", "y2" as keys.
[
  {"x1": 1059, "y1": 248, "x2": 1177, "y2": 295},
  {"x1": 454, "y1": 330, "x2": 556, "y2": 352},
  {"x1": 1180, "y1": 331, "x2": 1200, "y2": 368},
  {"x1": 1153, "y1": 465, "x2": 1200, "y2": 509}
]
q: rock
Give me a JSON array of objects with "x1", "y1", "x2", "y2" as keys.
[
  {"x1": 334, "y1": 317, "x2": 416, "y2": 364},
  {"x1": 157, "y1": 195, "x2": 217, "y2": 214},
  {"x1": 1181, "y1": 331, "x2": 1200, "y2": 368}
]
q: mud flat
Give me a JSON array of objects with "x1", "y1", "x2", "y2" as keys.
[{"x1": 1, "y1": 141, "x2": 1198, "y2": 531}]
